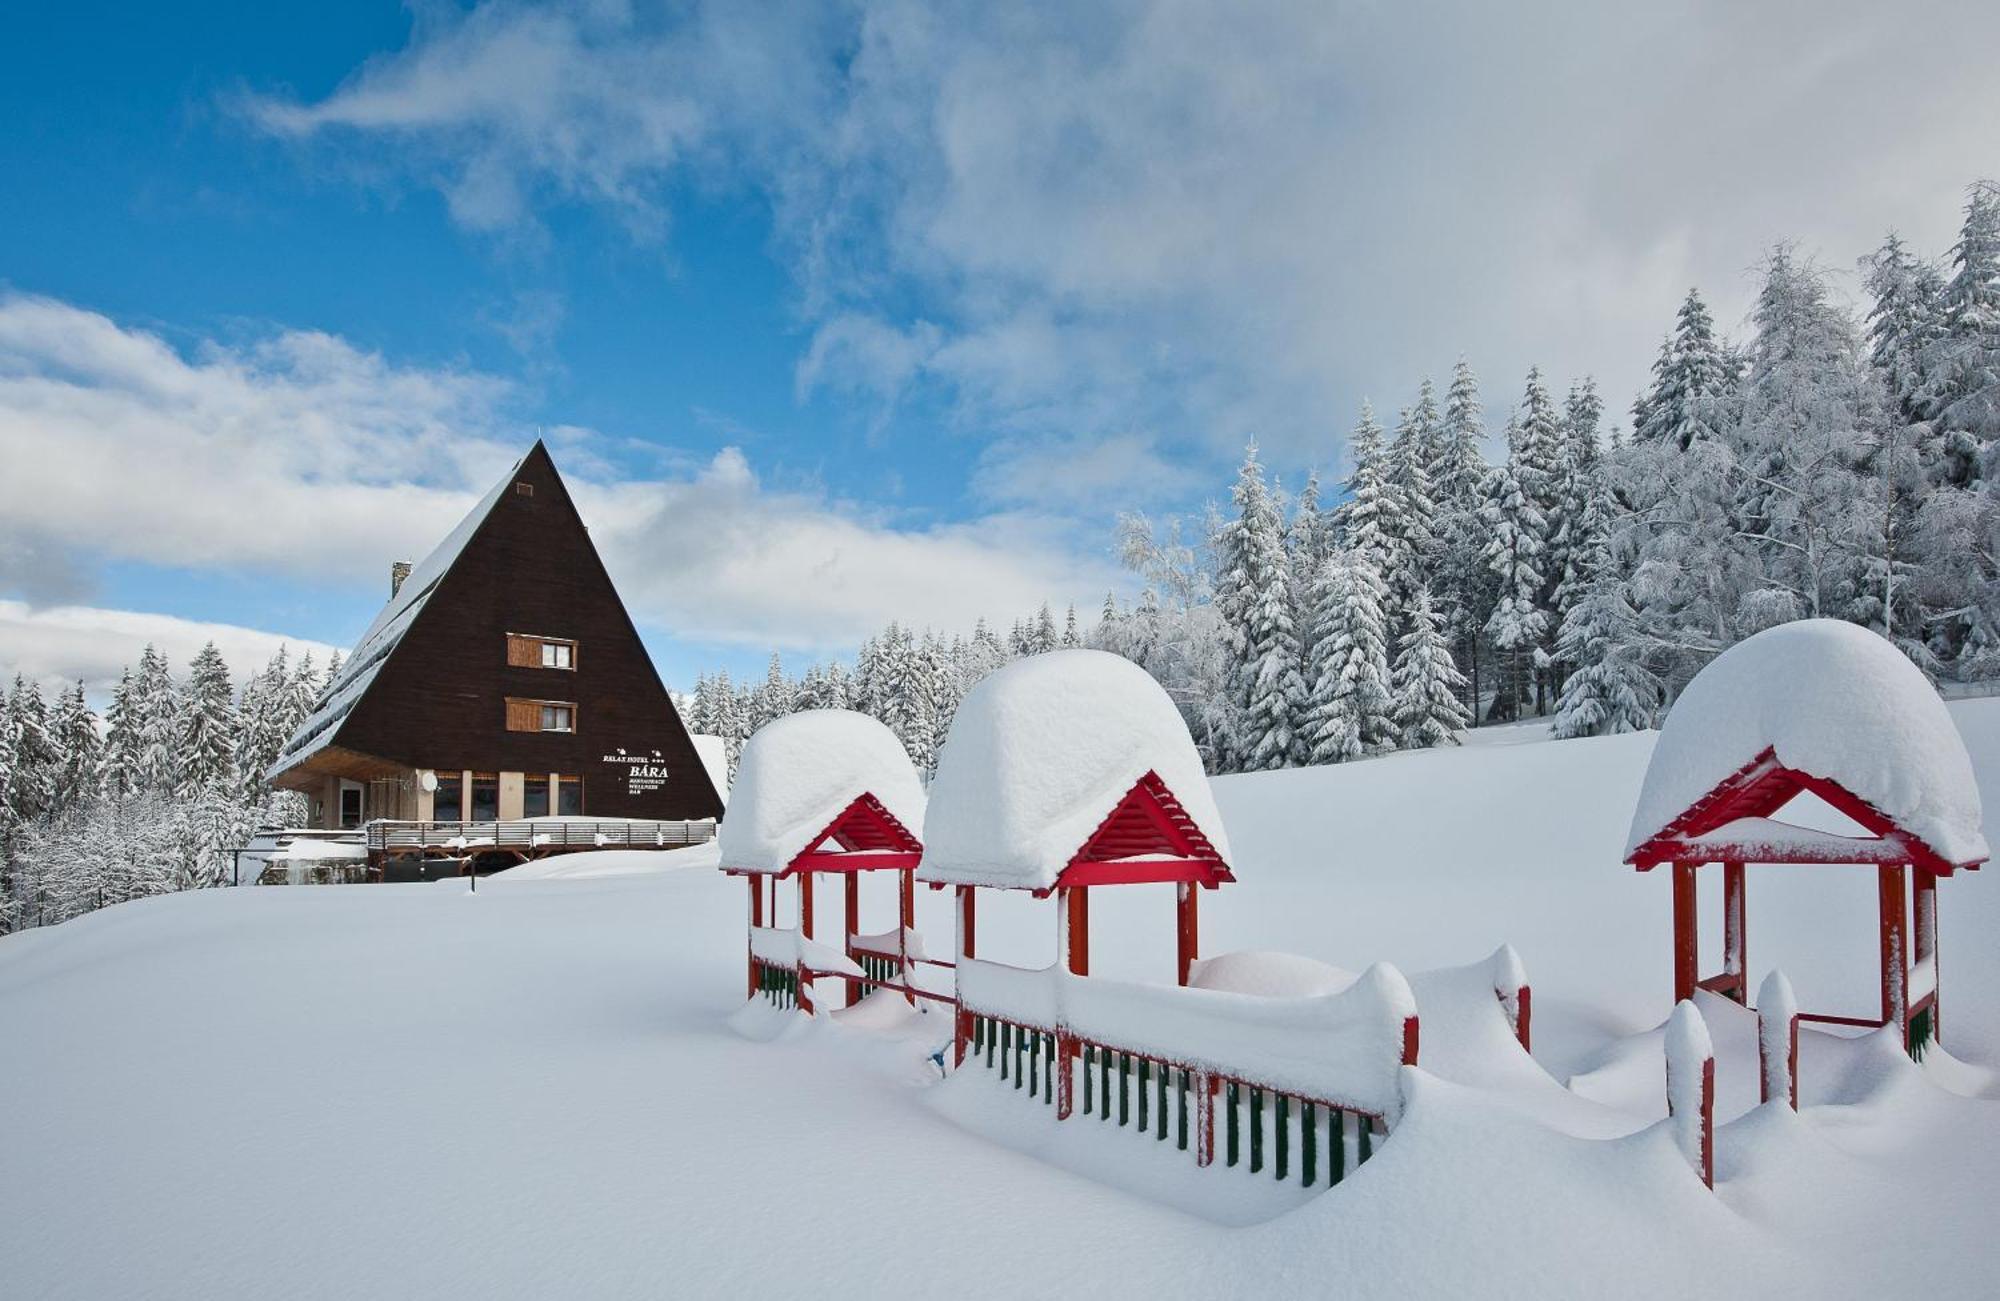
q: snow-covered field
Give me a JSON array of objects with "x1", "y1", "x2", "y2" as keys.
[{"x1": 6, "y1": 706, "x2": 2000, "y2": 1298}]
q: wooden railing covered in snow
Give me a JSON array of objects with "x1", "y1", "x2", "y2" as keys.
[{"x1": 367, "y1": 818, "x2": 715, "y2": 857}]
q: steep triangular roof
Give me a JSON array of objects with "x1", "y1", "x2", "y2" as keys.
[
  {"x1": 272, "y1": 451, "x2": 524, "y2": 776},
  {"x1": 268, "y1": 442, "x2": 722, "y2": 820}
]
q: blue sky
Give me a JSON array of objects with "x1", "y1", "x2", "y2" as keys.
[{"x1": 3, "y1": 0, "x2": 1996, "y2": 697}]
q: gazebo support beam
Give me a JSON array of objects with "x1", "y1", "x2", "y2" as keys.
[
  {"x1": 1063, "y1": 886, "x2": 1090, "y2": 976},
  {"x1": 898, "y1": 871, "x2": 916, "y2": 1007},
  {"x1": 1177, "y1": 883, "x2": 1199, "y2": 987},
  {"x1": 954, "y1": 885, "x2": 976, "y2": 1066},
  {"x1": 1721, "y1": 861, "x2": 1747, "y2": 1004},
  {"x1": 747, "y1": 875, "x2": 762, "y2": 1000},
  {"x1": 1672, "y1": 863, "x2": 1698, "y2": 1005},
  {"x1": 844, "y1": 874, "x2": 861, "y2": 1008},
  {"x1": 1880, "y1": 863, "x2": 1908, "y2": 1041}
]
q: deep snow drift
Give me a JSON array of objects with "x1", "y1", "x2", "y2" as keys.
[{"x1": 6, "y1": 702, "x2": 2000, "y2": 1299}]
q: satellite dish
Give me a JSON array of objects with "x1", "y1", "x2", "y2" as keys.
[{"x1": 418, "y1": 770, "x2": 439, "y2": 793}]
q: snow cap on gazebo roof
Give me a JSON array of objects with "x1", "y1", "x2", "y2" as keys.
[
  {"x1": 1625, "y1": 619, "x2": 1987, "y2": 868},
  {"x1": 916, "y1": 649, "x2": 1232, "y2": 891},
  {"x1": 717, "y1": 710, "x2": 925, "y2": 874}
]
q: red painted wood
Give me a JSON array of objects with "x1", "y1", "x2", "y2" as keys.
[
  {"x1": 1722, "y1": 861, "x2": 1746, "y2": 1004},
  {"x1": 1176, "y1": 883, "x2": 1199, "y2": 987},
  {"x1": 1065, "y1": 887, "x2": 1090, "y2": 976},
  {"x1": 1196, "y1": 1074, "x2": 1215, "y2": 1167},
  {"x1": 1514, "y1": 985, "x2": 1533, "y2": 1053},
  {"x1": 1055, "y1": 771, "x2": 1234, "y2": 889},
  {"x1": 1880, "y1": 863, "x2": 1908, "y2": 1039},
  {"x1": 1401, "y1": 1014, "x2": 1420, "y2": 1066},
  {"x1": 954, "y1": 885, "x2": 975, "y2": 1067},
  {"x1": 746, "y1": 875, "x2": 760, "y2": 999},
  {"x1": 1058, "y1": 858, "x2": 1229, "y2": 887},
  {"x1": 844, "y1": 873, "x2": 861, "y2": 1008},
  {"x1": 1699, "y1": 1056, "x2": 1715, "y2": 1188},
  {"x1": 1672, "y1": 863, "x2": 1698, "y2": 1004},
  {"x1": 1056, "y1": 1031, "x2": 1074, "y2": 1119}
]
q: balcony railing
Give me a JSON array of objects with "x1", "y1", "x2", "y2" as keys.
[{"x1": 366, "y1": 817, "x2": 717, "y2": 856}]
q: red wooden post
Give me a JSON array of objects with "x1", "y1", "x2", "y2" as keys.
[
  {"x1": 1056, "y1": 1032, "x2": 1073, "y2": 1120},
  {"x1": 1064, "y1": 886, "x2": 1090, "y2": 976},
  {"x1": 1722, "y1": 860, "x2": 1746, "y2": 1003},
  {"x1": 1757, "y1": 970, "x2": 1798, "y2": 1111},
  {"x1": 1879, "y1": 863, "x2": 1909, "y2": 1040},
  {"x1": 1666, "y1": 1000, "x2": 1714, "y2": 1189},
  {"x1": 1514, "y1": 985, "x2": 1533, "y2": 1053},
  {"x1": 1401, "y1": 1015, "x2": 1420, "y2": 1066},
  {"x1": 1671, "y1": 862, "x2": 1698, "y2": 1004},
  {"x1": 1176, "y1": 883, "x2": 1199, "y2": 986},
  {"x1": 1914, "y1": 866, "x2": 1939, "y2": 1040},
  {"x1": 799, "y1": 871, "x2": 816, "y2": 1017},
  {"x1": 844, "y1": 873, "x2": 861, "y2": 1008},
  {"x1": 898, "y1": 870, "x2": 916, "y2": 1007},
  {"x1": 953, "y1": 885, "x2": 976, "y2": 1067}
]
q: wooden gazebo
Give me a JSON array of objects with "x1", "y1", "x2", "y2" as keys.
[
  {"x1": 717, "y1": 711, "x2": 927, "y2": 1013},
  {"x1": 1623, "y1": 620, "x2": 1987, "y2": 1055},
  {"x1": 914, "y1": 650, "x2": 1237, "y2": 1063}
]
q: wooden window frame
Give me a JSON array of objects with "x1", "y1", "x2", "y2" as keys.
[
  {"x1": 505, "y1": 697, "x2": 579, "y2": 734},
  {"x1": 506, "y1": 633, "x2": 579, "y2": 671}
]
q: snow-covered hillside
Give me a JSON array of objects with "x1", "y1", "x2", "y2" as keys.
[{"x1": 5, "y1": 706, "x2": 2000, "y2": 1298}]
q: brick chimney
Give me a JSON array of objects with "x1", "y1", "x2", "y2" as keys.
[{"x1": 390, "y1": 561, "x2": 413, "y2": 597}]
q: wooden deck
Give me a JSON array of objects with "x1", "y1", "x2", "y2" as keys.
[{"x1": 367, "y1": 817, "x2": 717, "y2": 862}]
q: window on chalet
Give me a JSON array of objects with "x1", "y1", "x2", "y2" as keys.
[
  {"x1": 557, "y1": 775, "x2": 583, "y2": 816},
  {"x1": 434, "y1": 772, "x2": 463, "y2": 821},
  {"x1": 524, "y1": 775, "x2": 550, "y2": 819},
  {"x1": 469, "y1": 774, "x2": 500, "y2": 822},
  {"x1": 505, "y1": 698, "x2": 577, "y2": 733},
  {"x1": 507, "y1": 634, "x2": 577, "y2": 670}
]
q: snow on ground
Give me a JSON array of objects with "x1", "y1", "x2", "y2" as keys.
[{"x1": 6, "y1": 702, "x2": 2000, "y2": 1297}]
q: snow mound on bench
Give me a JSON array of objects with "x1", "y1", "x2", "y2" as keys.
[
  {"x1": 1189, "y1": 950, "x2": 1356, "y2": 998},
  {"x1": 719, "y1": 710, "x2": 925, "y2": 873},
  {"x1": 1625, "y1": 619, "x2": 1987, "y2": 866},
  {"x1": 917, "y1": 650, "x2": 1230, "y2": 890}
]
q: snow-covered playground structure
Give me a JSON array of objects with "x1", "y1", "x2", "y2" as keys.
[
  {"x1": 1625, "y1": 620, "x2": 1988, "y2": 1056},
  {"x1": 718, "y1": 711, "x2": 929, "y2": 1013}
]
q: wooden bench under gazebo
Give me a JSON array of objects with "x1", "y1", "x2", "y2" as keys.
[
  {"x1": 1624, "y1": 620, "x2": 1987, "y2": 1055},
  {"x1": 718, "y1": 710, "x2": 927, "y2": 1014}
]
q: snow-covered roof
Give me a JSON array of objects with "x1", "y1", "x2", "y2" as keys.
[
  {"x1": 269, "y1": 451, "x2": 524, "y2": 778},
  {"x1": 1625, "y1": 619, "x2": 1987, "y2": 866},
  {"x1": 916, "y1": 649, "x2": 1231, "y2": 890},
  {"x1": 716, "y1": 710, "x2": 926, "y2": 873}
]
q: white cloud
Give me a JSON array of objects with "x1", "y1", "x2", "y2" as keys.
[
  {"x1": 0, "y1": 600, "x2": 340, "y2": 699},
  {"x1": 238, "y1": 0, "x2": 2000, "y2": 460},
  {"x1": 0, "y1": 294, "x2": 1119, "y2": 655}
]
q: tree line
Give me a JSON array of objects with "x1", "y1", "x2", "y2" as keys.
[{"x1": 0, "y1": 644, "x2": 335, "y2": 932}]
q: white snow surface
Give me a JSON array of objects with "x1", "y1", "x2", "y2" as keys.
[
  {"x1": 12, "y1": 696, "x2": 2000, "y2": 1298},
  {"x1": 1188, "y1": 949, "x2": 1356, "y2": 998},
  {"x1": 917, "y1": 650, "x2": 1230, "y2": 890},
  {"x1": 718, "y1": 710, "x2": 925, "y2": 873},
  {"x1": 1625, "y1": 619, "x2": 1987, "y2": 865}
]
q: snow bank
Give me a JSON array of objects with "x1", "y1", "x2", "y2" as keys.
[
  {"x1": 1626, "y1": 620, "x2": 1987, "y2": 865},
  {"x1": 718, "y1": 710, "x2": 925, "y2": 874},
  {"x1": 1187, "y1": 950, "x2": 1355, "y2": 998},
  {"x1": 959, "y1": 958, "x2": 1414, "y2": 1120},
  {"x1": 1757, "y1": 970, "x2": 1798, "y2": 1108},
  {"x1": 918, "y1": 650, "x2": 1230, "y2": 890},
  {"x1": 1664, "y1": 1000, "x2": 1713, "y2": 1181},
  {"x1": 492, "y1": 842, "x2": 720, "y2": 880},
  {"x1": 749, "y1": 925, "x2": 864, "y2": 978}
]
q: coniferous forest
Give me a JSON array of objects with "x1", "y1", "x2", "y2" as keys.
[{"x1": 10, "y1": 182, "x2": 2000, "y2": 929}]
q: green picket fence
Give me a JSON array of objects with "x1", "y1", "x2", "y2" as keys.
[
  {"x1": 963, "y1": 1012, "x2": 1381, "y2": 1188},
  {"x1": 752, "y1": 959, "x2": 800, "y2": 1009}
]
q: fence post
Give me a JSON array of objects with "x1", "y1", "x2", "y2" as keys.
[
  {"x1": 1666, "y1": 999, "x2": 1715, "y2": 1188},
  {"x1": 1757, "y1": 969, "x2": 1798, "y2": 1111},
  {"x1": 1056, "y1": 1031, "x2": 1073, "y2": 1120},
  {"x1": 1195, "y1": 1072, "x2": 1215, "y2": 1167},
  {"x1": 1491, "y1": 943, "x2": 1531, "y2": 1052}
]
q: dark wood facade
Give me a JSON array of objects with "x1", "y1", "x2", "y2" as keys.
[{"x1": 270, "y1": 441, "x2": 723, "y2": 826}]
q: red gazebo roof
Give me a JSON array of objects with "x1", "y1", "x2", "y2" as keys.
[
  {"x1": 1053, "y1": 771, "x2": 1234, "y2": 889},
  {"x1": 1625, "y1": 747, "x2": 1984, "y2": 877}
]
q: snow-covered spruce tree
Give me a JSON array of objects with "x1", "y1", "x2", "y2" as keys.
[
  {"x1": 1433, "y1": 359, "x2": 1493, "y2": 712},
  {"x1": 751, "y1": 653, "x2": 793, "y2": 730},
  {"x1": 1922, "y1": 181, "x2": 2000, "y2": 489},
  {"x1": 1214, "y1": 445, "x2": 1305, "y2": 771},
  {"x1": 1030, "y1": 603, "x2": 1059, "y2": 654},
  {"x1": 1479, "y1": 456, "x2": 1549, "y2": 721},
  {"x1": 48, "y1": 682, "x2": 101, "y2": 818},
  {"x1": 1391, "y1": 588, "x2": 1469, "y2": 749},
  {"x1": 1552, "y1": 481, "x2": 1662, "y2": 738},
  {"x1": 1299, "y1": 546, "x2": 1397, "y2": 763},
  {"x1": 176, "y1": 643, "x2": 238, "y2": 795},
  {"x1": 1515, "y1": 368, "x2": 1572, "y2": 712},
  {"x1": 130, "y1": 645, "x2": 179, "y2": 795},
  {"x1": 6, "y1": 676, "x2": 55, "y2": 823},
  {"x1": 101, "y1": 668, "x2": 141, "y2": 799},
  {"x1": 1635, "y1": 290, "x2": 1736, "y2": 451},
  {"x1": 1287, "y1": 470, "x2": 1329, "y2": 648},
  {"x1": 1389, "y1": 386, "x2": 1442, "y2": 606},
  {"x1": 1338, "y1": 402, "x2": 1412, "y2": 600},
  {"x1": 1062, "y1": 605, "x2": 1081, "y2": 648}
]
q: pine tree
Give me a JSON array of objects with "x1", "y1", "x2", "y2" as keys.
[
  {"x1": 1391, "y1": 588, "x2": 1470, "y2": 748},
  {"x1": 176, "y1": 643, "x2": 237, "y2": 794},
  {"x1": 1923, "y1": 182, "x2": 2000, "y2": 485},
  {"x1": 1434, "y1": 359, "x2": 1492, "y2": 709},
  {"x1": 1389, "y1": 384, "x2": 1442, "y2": 604},
  {"x1": 1061, "y1": 605, "x2": 1081, "y2": 648},
  {"x1": 1480, "y1": 458, "x2": 1549, "y2": 720},
  {"x1": 1635, "y1": 290, "x2": 1735, "y2": 451},
  {"x1": 1214, "y1": 445, "x2": 1305, "y2": 770},
  {"x1": 48, "y1": 683, "x2": 101, "y2": 817},
  {"x1": 1299, "y1": 547, "x2": 1396, "y2": 762},
  {"x1": 101, "y1": 668, "x2": 141, "y2": 798},
  {"x1": 1552, "y1": 509, "x2": 1662, "y2": 737},
  {"x1": 130, "y1": 645, "x2": 178, "y2": 795},
  {"x1": 6, "y1": 677, "x2": 55, "y2": 822}
]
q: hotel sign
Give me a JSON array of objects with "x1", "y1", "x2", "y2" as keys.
[{"x1": 603, "y1": 748, "x2": 672, "y2": 797}]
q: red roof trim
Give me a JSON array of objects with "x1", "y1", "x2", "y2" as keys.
[
  {"x1": 1054, "y1": 770, "x2": 1234, "y2": 889},
  {"x1": 1627, "y1": 746, "x2": 1979, "y2": 875},
  {"x1": 782, "y1": 792, "x2": 923, "y2": 877}
]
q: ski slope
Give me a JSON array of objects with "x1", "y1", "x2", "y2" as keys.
[{"x1": 4, "y1": 704, "x2": 2000, "y2": 1298}]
